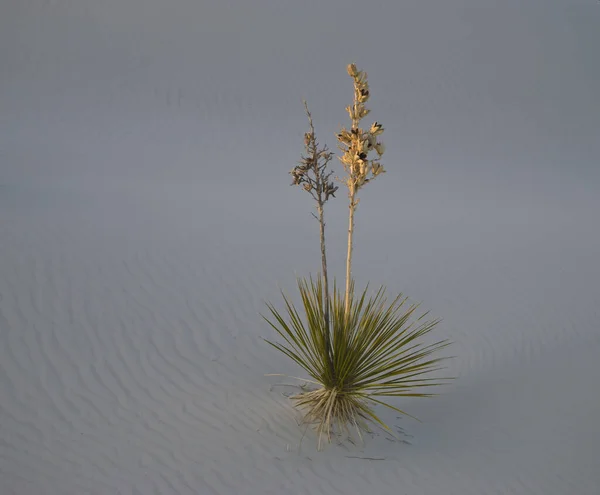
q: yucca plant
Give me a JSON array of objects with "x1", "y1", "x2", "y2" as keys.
[
  {"x1": 264, "y1": 277, "x2": 450, "y2": 449},
  {"x1": 264, "y1": 64, "x2": 452, "y2": 450}
]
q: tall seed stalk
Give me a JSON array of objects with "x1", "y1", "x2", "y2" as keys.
[
  {"x1": 290, "y1": 101, "x2": 338, "y2": 376},
  {"x1": 336, "y1": 64, "x2": 386, "y2": 317}
]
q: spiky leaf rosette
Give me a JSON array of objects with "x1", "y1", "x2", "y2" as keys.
[{"x1": 263, "y1": 276, "x2": 452, "y2": 449}]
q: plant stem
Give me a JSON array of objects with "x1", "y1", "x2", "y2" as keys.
[
  {"x1": 317, "y1": 203, "x2": 334, "y2": 378},
  {"x1": 344, "y1": 187, "x2": 356, "y2": 317},
  {"x1": 303, "y1": 101, "x2": 335, "y2": 379},
  {"x1": 344, "y1": 90, "x2": 361, "y2": 318}
]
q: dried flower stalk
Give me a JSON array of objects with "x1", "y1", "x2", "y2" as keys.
[{"x1": 336, "y1": 64, "x2": 385, "y2": 316}]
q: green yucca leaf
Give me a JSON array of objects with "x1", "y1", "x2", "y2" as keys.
[{"x1": 263, "y1": 276, "x2": 453, "y2": 449}]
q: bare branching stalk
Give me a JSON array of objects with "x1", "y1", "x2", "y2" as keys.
[
  {"x1": 337, "y1": 64, "x2": 386, "y2": 317},
  {"x1": 290, "y1": 101, "x2": 338, "y2": 376}
]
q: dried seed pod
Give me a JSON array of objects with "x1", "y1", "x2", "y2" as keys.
[
  {"x1": 372, "y1": 162, "x2": 385, "y2": 176},
  {"x1": 366, "y1": 134, "x2": 376, "y2": 149},
  {"x1": 370, "y1": 122, "x2": 384, "y2": 136},
  {"x1": 336, "y1": 129, "x2": 352, "y2": 145},
  {"x1": 358, "y1": 107, "x2": 370, "y2": 119},
  {"x1": 355, "y1": 71, "x2": 367, "y2": 84}
]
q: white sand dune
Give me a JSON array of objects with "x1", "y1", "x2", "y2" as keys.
[
  {"x1": 2, "y1": 1, "x2": 600, "y2": 494},
  {"x1": 1, "y1": 180, "x2": 599, "y2": 495}
]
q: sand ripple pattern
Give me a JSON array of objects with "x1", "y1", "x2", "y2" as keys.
[{"x1": 0, "y1": 183, "x2": 599, "y2": 495}]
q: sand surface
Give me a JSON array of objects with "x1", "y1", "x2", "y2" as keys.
[{"x1": 2, "y1": 1, "x2": 599, "y2": 494}]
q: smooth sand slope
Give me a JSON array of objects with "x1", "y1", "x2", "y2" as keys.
[{"x1": 1, "y1": 1, "x2": 599, "y2": 494}]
